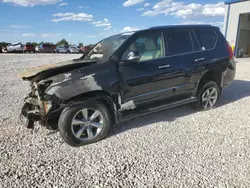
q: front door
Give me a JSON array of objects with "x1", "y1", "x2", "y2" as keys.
[{"x1": 118, "y1": 31, "x2": 174, "y2": 107}]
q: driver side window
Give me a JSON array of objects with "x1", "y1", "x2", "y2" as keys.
[{"x1": 122, "y1": 32, "x2": 165, "y2": 62}]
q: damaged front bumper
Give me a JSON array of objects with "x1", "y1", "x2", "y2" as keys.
[{"x1": 21, "y1": 82, "x2": 61, "y2": 129}]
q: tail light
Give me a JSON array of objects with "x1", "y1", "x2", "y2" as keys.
[{"x1": 227, "y1": 41, "x2": 234, "y2": 59}]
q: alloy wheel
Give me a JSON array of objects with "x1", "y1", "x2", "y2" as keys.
[
  {"x1": 71, "y1": 108, "x2": 104, "y2": 141},
  {"x1": 201, "y1": 87, "x2": 218, "y2": 109}
]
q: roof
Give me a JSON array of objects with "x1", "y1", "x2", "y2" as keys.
[
  {"x1": 149, "y1": 24, "x2": 213, "y2": 30},
  {"x1": 225, "y1": 0, "x2": 249, "y2": 5}
]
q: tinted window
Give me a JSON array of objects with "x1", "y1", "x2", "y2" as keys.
[
  {"x1": 195, "y1": 28, "x2": 217, "y2": 50},
  {"x1": 43, "y1": 44, "x2": 50, "y2": 48},
  {"x1": 122, "y1": 32, "x2": 165, "y2": 62},
  {"x1": 166, "y1": 30, "x2": 193, "y2": 55}
]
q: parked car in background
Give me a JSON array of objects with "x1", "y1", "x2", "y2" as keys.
[
  {"x1": 19, "y1": 25, "x2": 236, "y2": 146},
  {"x1": 50, "y1": 44, "x2": 57, "y2": 53},
  {"x1": 7, "y1": 43, "x2": 24, "y2": 53},
  {"x1": 23, "y1": 43, "x2": 36, "y2": 53},
  {"x1": 38, "y1": 43, "x2": 53, "y2": 53},
  {"x1": 67, "y1": 46, "x2": 79, "y2": 53},
  {"x1": 56, "y1": 46, "x2": 67, "y2": 53},
  {"x1": 79, "y1": 45, "x2": 92, "y2": 54}
]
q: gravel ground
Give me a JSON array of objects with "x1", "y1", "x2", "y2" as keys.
[{"x1": 0, "y1": 54, "x2": 250, "y2": 188}]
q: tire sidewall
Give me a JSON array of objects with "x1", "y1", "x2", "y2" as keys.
[{"x1": 58, "y1": 100, "x2": 111, "y2": 147}]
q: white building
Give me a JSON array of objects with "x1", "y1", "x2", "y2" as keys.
[{"x1": 224, "y1": 0, "x2": 250, "y2": 57}]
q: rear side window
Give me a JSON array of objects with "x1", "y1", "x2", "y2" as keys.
[
  {"x1": 166, "y1": 30, "x2": 193, "y2": 55},
  {"x1": 195, "y1": 28, "x2": 218, "y2": 50}
]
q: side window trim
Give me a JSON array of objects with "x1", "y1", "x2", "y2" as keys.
[
  {"x1": 165, "y1": 29, "x2": 194, "y2": 57},
  {"x1": 120, "y1": 31, "x2": 166, "y2": 63},
  {"x1": 189, "y1": 31, "x2": 195, "y2": 52},
  {"x1": 164, "y1": 28, "x2": 219, "y2": 58},
  {"x1": 160, "y1": 32, "x2": 166, "y2": 57},
  {"x1": 194, "y1": 28, "x2": 219, "y2": 50},
  {"x1": 191, "y1": 29, "x2": 202, "y2": 50}
]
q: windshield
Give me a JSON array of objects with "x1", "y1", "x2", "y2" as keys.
[{"x1": 82, "y1": 33, "x2": 133, "y2": 61}]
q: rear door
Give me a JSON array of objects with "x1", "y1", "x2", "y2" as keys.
[
  {"x1": 193, "y1": 27, "x2": 219, "y2": 65},
  {"x1": 192, "y1": 27, "x2": 220, "y2": 88},
  {"x1": 164, "y1": 28, "x2": 200, "y2": 97}
]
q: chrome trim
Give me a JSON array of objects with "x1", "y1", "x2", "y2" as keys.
[
  {"x1": 159, "y1": 64, "x2": 170, "y2": 69},
  {"x1": 195, "y1": 58, "x2": 206, "y2": 62}
]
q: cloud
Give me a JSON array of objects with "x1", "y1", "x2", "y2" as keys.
[
  {"x1": 142, "y1": 10, "x2": 161, "y2": 16},
  {"x1": 144, "y1": 2, "x2": 150, "y2": 7},
  {"x1": 68, "y1": 33, "x2": 72, "y2": 36},
  {"x1": 203, "y1": 2, "x2": 225, "y2": 16},
  {"x1": 123, "y1": 0, "x2": 145, "y2": 7},
  {"x1": 22, "y1": 33, "x2": 36, "y2": 37},
  {"x1": 20, "y1": 32, "x2": 62, "y2": 38},
  {"x1": 41, "y1": 33, "x2": 61, "y2": 38},
  {"x1": 121, "y1": 26, "x2": 141, "y2": 33},
  {"x1": 79, "y1": 6, "x2": 89, "y2": 8},
  {"x1": 137, "y1": 8, "x2": 144, "y2": 11},
  {"x1": 10, "y1": 25, "x2": 31, "y2": 28},
  {"x1": 92, "y1": 18, "x2": 111, "y2": 30},
  {"x1": 51, "y1": 12, "x2": 93, "y2": 22},
  {"x1": 0, "y1": 29, "x2": 18, "y2": 33},
  {"x1": 142, "y1": 1, "x2": 225, "y2": 18},
  {"x1": 57, "y1": 2, "x2": 67, "y2": 7},
  {"x1": 2, "y1": 0, "x2": 62, "y2": 6}
]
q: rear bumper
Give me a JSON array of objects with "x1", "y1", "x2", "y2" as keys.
[{"x1": 222, "y1": 59, "x2": 236, "y2": 87}]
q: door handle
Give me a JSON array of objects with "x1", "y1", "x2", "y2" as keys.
[
  {"x1": 195, "y1": 58, "x2": 206, "y2": 62},
  {"x1": 159, "y1": 64, "x2": 170, "y2": 69}
]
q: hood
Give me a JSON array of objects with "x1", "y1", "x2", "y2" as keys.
[{"x1": 18, "y1": 59, "x2": 97, "y2": 82}]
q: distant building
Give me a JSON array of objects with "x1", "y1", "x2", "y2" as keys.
[{"x1": 224, "y1": 0, "x2": 250, "y2": 57}]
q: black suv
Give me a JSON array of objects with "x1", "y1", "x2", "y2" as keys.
[{"x1": 20, "y1": 25, "x2": 236, "y2": 146}]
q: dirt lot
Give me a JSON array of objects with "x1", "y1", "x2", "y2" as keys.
[{"x1": 0, "y1": 54, "x2": 250, "y2": 188}]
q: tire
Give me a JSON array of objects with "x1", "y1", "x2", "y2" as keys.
[
  {"x1": 58, "y1": 99, "x2": 112, "y2": 147},
  {"x1": 192, "y1": 81, "x2": 221, "y2": 110}
]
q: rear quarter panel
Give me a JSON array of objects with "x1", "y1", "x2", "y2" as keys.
[{"x1": 194, "y1": 28, "x2": 230, "y2": 81}]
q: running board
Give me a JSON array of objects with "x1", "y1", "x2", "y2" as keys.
[{"x1": 120, "y1": 97, "x2": 197, "y2": 122}]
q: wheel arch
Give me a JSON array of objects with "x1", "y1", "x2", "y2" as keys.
[
  {"x1": 199, "y1": 69, "x2": 223, "y2": 91},
  {"x1": 66, "y1": 90, "x2": 120, "y2": 124}
]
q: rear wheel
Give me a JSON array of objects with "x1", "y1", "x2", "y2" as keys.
[
  {"x1": 58, "y1": 100, "x2": 112, "y2": 147},
  {"x1": 192, "y1": 81, "x2": 220, "y2": 110}
]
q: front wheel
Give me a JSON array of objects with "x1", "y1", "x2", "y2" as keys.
[
  {"x1": 58, "y1": 100, "x2": 112, "y2": 147},
  {"x1": 192, "y1": 81, "x2": 221, "y2": 110}
]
